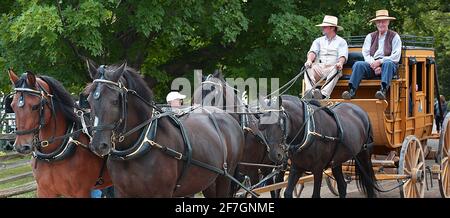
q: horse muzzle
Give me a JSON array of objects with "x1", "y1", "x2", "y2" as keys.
[{"x1": 14, "y1": 143, "x2": 33, "y2": 154}]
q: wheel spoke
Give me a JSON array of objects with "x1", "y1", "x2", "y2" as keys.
[
  {"x1": 409, "y1": 182, "x2": 416, "y2": 198},
  {"x1": 419, "y1": 181, "x2": 424, "y2": 197},
  {"x1": 416, "y1": 161, "x2": 424, "y2": 171},
  {"x1": 408, "y1": 142, "x2": 416, "y2": 169},
  {"x1": 404, "y1": 168, "x2": 411, "y2": 175},
  {"x1": 414, "y1": 147, "x2": 421, "y2": 167},
  {"x1": 413, "y1": 183, "x2": 420, "y2": 198},
  {"x1": 403, "y1": 180, "x2": 411, "y2": 197}
]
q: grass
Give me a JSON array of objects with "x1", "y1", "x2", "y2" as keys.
[
  {"x1": 0, "y1": 165, "x2": 32, "y2": 179},
  {"x1": 1, "y1": 155, "x2": 30, "y2": 164},
  {"x1": 0, "y1": 176, "x2": 35, "y2": 190},
  {"x1": 0, "y1": 153, "x2": 35, "y2": 198},
  {"x1": 11, "y1": 190, "x2": 36, "y2": 198}
]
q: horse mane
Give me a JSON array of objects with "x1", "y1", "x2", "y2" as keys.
[
  {"x1": 120, "y1": 66, "x2": 154, "y2": 102},
  {"x1": 39, "y1": 76, "x2": 80, "y2": 125}
]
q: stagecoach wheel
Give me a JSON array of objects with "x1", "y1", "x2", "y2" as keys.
[
  {"x1": 438, "y1": 115, "x2": 450, "y2": 198},
  {"x1": 398, "y1": 135, "x2": 426, "y2": 198}
]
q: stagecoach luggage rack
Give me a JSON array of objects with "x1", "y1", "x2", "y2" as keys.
[{"x1": 345, "y1": 35, "x2": 434, "y2": 49}]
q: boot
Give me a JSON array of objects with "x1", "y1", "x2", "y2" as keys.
[
  {"x1": 375, "y1": 87, "x2": 387, "y2": 100},
  {"x1": 342, "y1": 88, "x2": 355, "y2": 100}
]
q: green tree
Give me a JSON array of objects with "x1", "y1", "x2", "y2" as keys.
[{"x1": 0, "y1": 0, "x2": 448, "y2": 101}]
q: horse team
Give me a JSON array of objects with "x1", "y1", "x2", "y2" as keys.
[{"x1": 6, "y1": 60, "x2": 377, "y2": 198}]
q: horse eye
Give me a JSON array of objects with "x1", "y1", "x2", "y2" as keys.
[{"x1": 31, "y1": 104, "x2": 40, "y2": 111}]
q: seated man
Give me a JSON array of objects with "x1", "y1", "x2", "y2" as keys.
[
  {"x1": 304, "y1": 15, "x2": 348, "y2": 99},
  {"x1": 342, "y1": 10, "x2": 402, "y2": 100}
]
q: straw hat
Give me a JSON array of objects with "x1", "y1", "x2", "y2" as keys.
[
  {"x1": 316, "y1": 15, "x2": 343, "y2": 31},
  {"x1": 370, "y1": 10, "x2": 396, "y2": 22},
  {"x1": 166, "y1": 91, "x2": 186, "y2": 102}
]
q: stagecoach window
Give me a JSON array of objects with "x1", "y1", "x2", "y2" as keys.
[{"x1": 416, "y1": 62, "x2": 423, "y2": 92}]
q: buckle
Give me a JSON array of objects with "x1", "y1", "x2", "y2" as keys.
[
  {"x1": 40, "y1": 141, "x2": 49, "y2": 147},
  {"x1": 174, "y1": 151, "x2": 183, "y2": 160}
]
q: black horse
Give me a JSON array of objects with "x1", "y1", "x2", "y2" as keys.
[
  {"x1": 258, "y1": 95, "x2": 377, "y2": 198},
  {"x1": 192, "y1": 71, "x2": 285, "y2": 197},
  {"x1": 85, "y1": 61, "x2": 245, "y2": 197}
]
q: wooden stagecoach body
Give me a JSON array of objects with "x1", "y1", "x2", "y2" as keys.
[
  {"x1": 330, "y1": 46, "x2": 437, "y2": 152},
  {"x1": 293, "y1": 35, "x2": 448, "y2": 198}
]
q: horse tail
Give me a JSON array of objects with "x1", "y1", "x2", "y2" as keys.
[
  {"x1": 354, "y1": 148, "x2": 377, "y2": 197},
  {"x1": 354, "y1": 116, "x2": 378, "y2": 198}
]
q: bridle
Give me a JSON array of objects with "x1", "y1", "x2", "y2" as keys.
[
  {"x1": 91, "y1": 78, "x2": 129, "y2": 147},
  {"x1": 90, "y1": 68, "x2": 161, "y2": 150},
  {"x1": 261, "y1": 107, "x2": 290, "y2": 157},
  {"x1": 13, "y1": 82, "x2": 58, "y2": 149}
]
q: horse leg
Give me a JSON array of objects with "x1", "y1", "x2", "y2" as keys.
[
  {"x1": 284, "y1": 166, "x2": 303, "y2": 198},
  {"x1": 271, "y1": 170, "x2": 285, "y2": 198},
  {"x1": 331, "y1": 165, "x2": 347, "y2": 198},
  {"x1": 215, "y1": 175, "x2": 233, "y2": 197},
  {"x1": 312, "y1": 170, "x2": 323, "y2": 198}
]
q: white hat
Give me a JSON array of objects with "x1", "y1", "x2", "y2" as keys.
[
  {"x1": 370, "y1": 10, "x2": 396, "y2": 22},
  {"x1": 166, "y1": 91, "x2": 186, "y2": 102},
  {"x1": 316, "y1": 15, "x2": 343, "y2": 31}
]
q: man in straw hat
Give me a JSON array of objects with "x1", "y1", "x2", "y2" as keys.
[
  {"x1": 304, "y1": 15, "x2": 348, "y2": 100},
  {"x1": 342, "y1": 9, "x2": 402, "y2": 100}
]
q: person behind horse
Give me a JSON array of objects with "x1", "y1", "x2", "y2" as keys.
[
  {"x1": 304, "y1": 15, "x2": 348, "y2": 100},
  {"x1": 163, "y1": 91, "x2": 188, "y2": 115},
  {"x1": 167, "y1": 91, "x2": 186, "y2": 108},
  {"x1": 342, "y1": 9, "x2": 402, "y2": 100}
]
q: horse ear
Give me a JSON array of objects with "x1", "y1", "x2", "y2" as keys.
[
  {"x1": 26, "y1": 71, "x2": 36, "y2": 87},
  {"x1": 111, "y1": 61, "x2": 127, "y2": 82},
  {"x1": 212, "y1": 69, "x2": 224, "y2": 80},
  {"x1": 8, "y1": 68, "x2": 19, "y2": 85},
  {"x1": 86, "y1": 59, "x2": 98, "y2": 80}
]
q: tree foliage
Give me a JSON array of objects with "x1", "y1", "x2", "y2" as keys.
[{"x1": 0, "y1": 0, "x2": 449, "y2": 101}]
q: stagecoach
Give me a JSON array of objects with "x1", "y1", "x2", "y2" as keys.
[{"x1": 296, "y1": 35, "x2": 448, "y2": 198}]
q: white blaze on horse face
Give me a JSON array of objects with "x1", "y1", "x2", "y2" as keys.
[{"x1": 94, "y1": 116, "x2": 99, "y2": 127}]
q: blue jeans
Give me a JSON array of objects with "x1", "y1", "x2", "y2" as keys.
[{"x1": 349, "y1": 60, "x2": 398, "y2": 90}]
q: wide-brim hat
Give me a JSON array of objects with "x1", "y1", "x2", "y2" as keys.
[
  {"x1": 370, "y1": 9, "x2": 396, "y2": 22},
  {"x1": 316, "y1": 15, "x2": 343, "y2": 31},
  {"x1": 166, "y1": 91, "x2": 186, "y2": 102}
]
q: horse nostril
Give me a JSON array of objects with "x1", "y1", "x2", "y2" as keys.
[
  {"x1": 277, "y1": 153, "x2": 283, "y2": 160},
  {"x1": 99, "y1": 143, "x2": 109, "y2": 151}
]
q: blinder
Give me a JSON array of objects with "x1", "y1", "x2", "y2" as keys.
[{"x1": 79, "y1": 93, "x2": 90, "y2": 109}]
